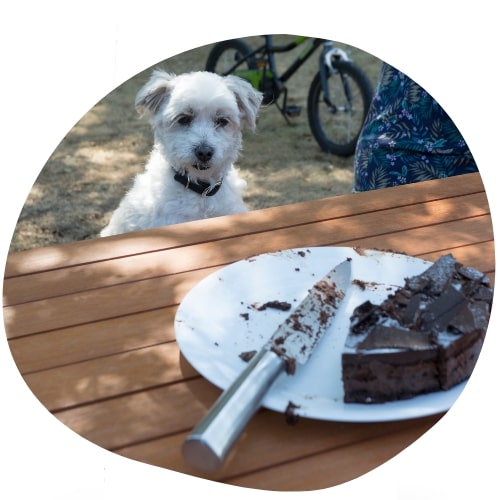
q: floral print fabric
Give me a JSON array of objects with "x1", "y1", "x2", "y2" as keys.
[{"x1": 353, "y1": 63, "x2": 477, "y2": 191}]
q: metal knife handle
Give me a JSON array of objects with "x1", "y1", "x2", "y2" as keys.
[{"x1": 182, "y1": 348, "x2": 285, "y2": 472}]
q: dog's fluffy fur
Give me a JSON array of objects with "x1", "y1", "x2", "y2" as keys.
[{"x1": 100, "y1": 69, "x2": 263, "y2": 237}]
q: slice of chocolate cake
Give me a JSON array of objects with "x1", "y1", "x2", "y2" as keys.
[{"x1": 342, "y1": 254, "x2": 493, "y2": 404}]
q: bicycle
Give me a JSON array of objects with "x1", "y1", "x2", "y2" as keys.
[{"x1": 206, "y1": 35, "x2": 374, "y2": 157}]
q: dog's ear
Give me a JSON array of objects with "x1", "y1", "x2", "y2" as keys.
[
  {"x1": 224, "y1": 75, "x2": 263, "y2": 130},
  {"x1": 135, "y1": 69, "x2": 176, "y2": 117}
]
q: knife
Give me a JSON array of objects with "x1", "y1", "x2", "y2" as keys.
[{"x1": 182, "y1": 258, "x2": 352, "y2": 472}]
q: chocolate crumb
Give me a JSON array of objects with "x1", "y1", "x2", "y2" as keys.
[
  {"x1": 239, "y1": 350, "x2": 257, "y2": 362},
  {"x1": 240, "y1": 312, "x2": 250, "y2": 320},
  {"x1": 284, "y1": 357, "x2": 296, "y2": 375},
  {"x1": 352, "y1": 278, "x2": 366, "y2": 290},
  {"x1": 270, "y1": 347, "x2": 296, "y2": 375},
  {"x1": 253, "y1": 300, "x2": 292, "y2": 311},
  {"x1": 285, "y1": 401, "x2": 301, "y2": 425}
]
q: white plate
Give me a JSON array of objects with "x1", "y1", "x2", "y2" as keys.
[{"x1": 175, "y1": 247, "x2": 465, "y2": 422}]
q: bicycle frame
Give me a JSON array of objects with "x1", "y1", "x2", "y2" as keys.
[
  {"x1": 221, "y1": 36, "x2": 353, "y2": 111},
  {"x1": 265, "y1": 36, "x2": 323, "y2": 86},
  {"x1": 219, "y1": 36, "x2": 323, "y2": 85},
  {"x1": 208, "y1": 34, "x2": 374, "y2": 156}
]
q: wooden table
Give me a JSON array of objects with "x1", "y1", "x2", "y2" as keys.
[{"x1": 3, "y1": 172, "x2": 494, "y2": 491}]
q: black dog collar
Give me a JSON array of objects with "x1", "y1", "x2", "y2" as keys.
[{"x1": 173, "y1": 169, "x2": 223, "y2": 197}]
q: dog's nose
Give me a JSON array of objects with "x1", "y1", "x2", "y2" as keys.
[{"x1": 195, "y1": 144, "x2": 214, "y2": 163}]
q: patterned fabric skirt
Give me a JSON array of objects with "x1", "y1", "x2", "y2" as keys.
[{"x1": 353, "y1": 63, "x2": 478, "y2": 192}]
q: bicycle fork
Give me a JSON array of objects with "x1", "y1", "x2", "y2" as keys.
[{"x1": 319, "y1": 43, "x2": 354, "y2": 113}]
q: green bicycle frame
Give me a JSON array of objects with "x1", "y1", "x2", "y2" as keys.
[{"x1": 232, "y1": 36, "x2": 325, "y2": 91}]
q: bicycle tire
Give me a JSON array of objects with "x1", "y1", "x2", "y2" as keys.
[
  {"x1": 205, "y1": 39, "x2": 257, "y2": 76},
  {"x1": 307, "y1": 59, "x2": 373, "y2": 157}
]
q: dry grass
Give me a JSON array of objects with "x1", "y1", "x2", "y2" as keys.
[{"x1": 9, "y1": 35, "x2": 382, "y2": 253}]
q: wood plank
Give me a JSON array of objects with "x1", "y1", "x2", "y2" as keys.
[
  {"x1": 54, "y1": 378, "x2": 221, "y2": 448},
  {"x1": 225, "y1": 418, "x2": 437, "y2": 491},
  {"x1": 52, "y1": 371, "x2": 440, "y2": 483},
  {"x1": 55, "y1": 374, "x2": 427, "y2": 454},
  {"x1": 4, "y1": 173, "x2": 486, "y2": 277},
  {"x1": 8, "y1": 307, "x2": 176, "y2": 373},
  {"x1": 3, "y1": 192, "x2": 491, "y2": 305},
  {"x1": 4, "y1": 216, "x2": 493, "y2": 338},
  {"x1": 351, "y1": 217, "x2": 494, "y2": 268},
  {"x1": 4, "y1": 268, "x2": 211, "y2": 338},
  {"x1": 114, "y1": 411, "x2": 441, "y2": 484},
  {"x1": 419, "y1": 240, "x2": 495, "y2": 273},
  {"x1": 22, "y1": 341, "x2": 198, "y2": 410}
]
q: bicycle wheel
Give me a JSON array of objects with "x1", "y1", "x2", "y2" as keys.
[
  {"x1": 307, "y1": 60, "x2": 373, "y2": 157},
  {"x1": 205, "y1": 39, "x2": 257, "y2": 76}
]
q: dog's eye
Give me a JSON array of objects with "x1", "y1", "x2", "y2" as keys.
[
  {"x1": 177, "y1": 115, "x2": 193, "y2": 126},
  {"x1": 215, "y1": 117, "x2": 229, "y2": 128}
]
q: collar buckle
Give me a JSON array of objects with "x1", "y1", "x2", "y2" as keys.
[
  {"x1": 201, "y1": 179, "x2": 223, "y2": 197},
  {"x1": 173, "y1": 169, "x2": 223, "y2": 197}
]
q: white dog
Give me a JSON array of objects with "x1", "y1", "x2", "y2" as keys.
[{"x1": 100, "y1": 69, "x2": 262, "y2": 237}]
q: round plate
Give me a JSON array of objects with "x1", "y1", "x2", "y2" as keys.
[{"x1": 175, "y1": 247, "x2": 465, "y2": 422}]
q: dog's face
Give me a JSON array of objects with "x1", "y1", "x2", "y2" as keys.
[{"x1": 135, "y1": 70, "x2": 262, "y2": 179}]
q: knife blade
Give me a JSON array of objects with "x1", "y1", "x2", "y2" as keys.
[{"x1": 182, "y1": 257, "x2": 352, "y2": 472}]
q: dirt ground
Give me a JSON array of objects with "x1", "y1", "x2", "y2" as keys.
[{"x1": 8, "y1": 35, "x2": 382, "y2": 253}]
